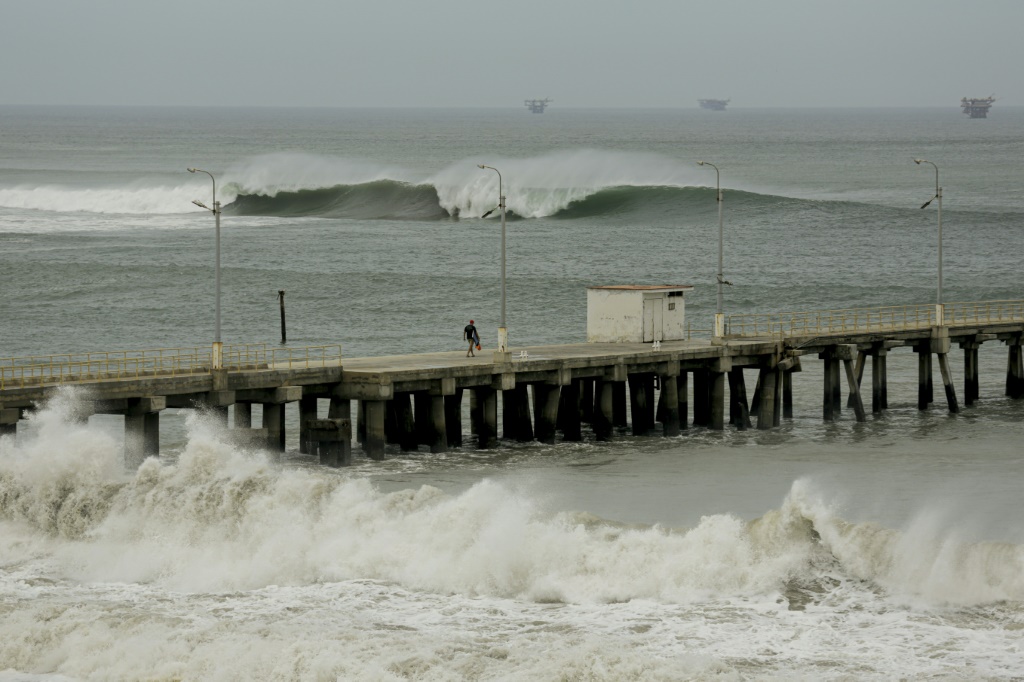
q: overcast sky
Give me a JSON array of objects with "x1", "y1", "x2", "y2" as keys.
[{"x1": 2, "y1": 0, "x2": 1019, "y2": 108}]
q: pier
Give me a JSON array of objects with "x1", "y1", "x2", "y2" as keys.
[{"x1": 2, "y1": 300, "x2": 1024, "y2": 469}]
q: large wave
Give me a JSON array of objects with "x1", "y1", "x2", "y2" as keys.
[
  {"x1": 2, "y1": 392, "x2": 1022, "y2": 608},
  {"x1": 0, "y1": 150, "x2": 730, "y2": 221}
]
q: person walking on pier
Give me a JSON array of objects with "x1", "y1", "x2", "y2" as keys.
[{"x1": 464, "y1": 320, "x2": 479, "y2": 357}]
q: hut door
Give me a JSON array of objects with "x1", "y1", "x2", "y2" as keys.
[{"x1": 643, "y1": 296, "x2": 663, "y2": 342}]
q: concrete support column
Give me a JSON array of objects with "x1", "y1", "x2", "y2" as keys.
[
  {"x1": 692, "y1": 369, "x2": 711, "y2": 427},
  {"x1": 124, "y1": 397, "x2": 165, "y2": 470},
  {"x1": 414, "y1": 391, "x2": 432, "y2": 446},
  {"x1": 534, "y1": 384, "x2": 561, "y2": 444},
  {"x1": 307, "y1": 418, "x2": 352, "y2": 467},
  {"x1": 937, "y1": 353, "x2": 960, "y2": 413},
  {"x1": 917, "y1": 343, "x2": 933, "y2": 410},
  {"x1": 710, "y1": 371, "x2": 726, "y2": 430},
  {"x1": 328, "y1": 397, "x2": 351, "y2": 422},
  {"x1": 469, "y1": 390, "x2": 480, "y2": 436},
  {"x1": 757, "y1": 366, "x2": 778, "y2": 430},
  {"x1": 662, "y1": 375, "x2": 680, "y2": 437},
  {"x1": 841, "y1": 354, "x2": 867, "y2": 422},
  {"x1": 298, "y1": 396, "x2": 317, "y2": 454},
  {"x1": 0, "y1": 408, "x2": 18, "y2": 439},
  {"x1": 963, "y1": 345, "x2": 979, "y2": 406},
  {"x1": 628, "y1": 374, "x2": 653, "y2": 436},
  {"x1": 476, "y1": 387, "x2": 498, "y2": 449},
  {"x1": 728, "y1": 367, "x2": 751, "y2": 430},
  {"x1": 263, "y1": 403, "x2": 286, "y2": 452},
  {"x1": 429, "y1": 395, "x2": 448, "y2": 453},
  {"x1": 611, "y1": 381, "x2": 627, "y2": 427},
  {"x1": 363, "y1": 400, "x2": 386, "y2": 460},
  {"x1": 782, "y1": 370, "x2": 793, "y2": 420},
  {"x1": 1007, "y1": 340, "x2": 1024, "y2": 399},
  {"x1": 510, "y1": 384, "x2": 533, "y2": 442},
  {"x1": 235, "y1": 403, "x2": 252, "y2": 429},
  {"x1": 677, "y1": 371, "x2": 688, "y2": 430},
  {"x1": 847, "y1": 351, "x2": 866, "y2": 408},
  {"x1": 592, "y1": 379, "x2": 614, "y2": 441},
  {"x1": 822, "y1": 350, "x2": 836, "y2": 422},
  {"x1": 357, "y1": 400, "x2": 366, "y2": 445},
  {"x1": 871, "y1": 350, "x2": 886, "y2": 414},
  {"x1": 445, "y1": 389, "x2": 463, "y2": 448},
  {"x1": 392, "y1": 393, "x2": 417, "y2": 451},
  {"x1": 581, "y1": 379, "x2": 594, "y2": 424},
  {"x1": 559, "y1": 380, "x2": 583, "y2": 442}
]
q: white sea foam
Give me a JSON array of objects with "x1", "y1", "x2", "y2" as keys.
[
  {"x1": 0, "y1": 150, "x2": 710, "y2": 220},
  {"x1": 433, "y1": 149, "x2": 706, "y2": 218},
  {"x1": 3, "y1": 394, "x2": 1024, "y2": 680}
]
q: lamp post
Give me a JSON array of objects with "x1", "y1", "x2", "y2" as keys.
[
  {"x1": 698, "y1": 160, "x2": 727, "y2": 337},
  {"x1": 477, "y1": 164, "x2": 508, "y2": 354},
  {"x1": 914, "y1": 158, "x2": 943, "y2": 324},
  {"x1": 187, "y1": 167, "x2": 223, "y2": 369}
]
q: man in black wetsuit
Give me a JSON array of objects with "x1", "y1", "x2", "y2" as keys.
[{"x1": 464, "y1": 320, "x2": 478, "y2": 357}]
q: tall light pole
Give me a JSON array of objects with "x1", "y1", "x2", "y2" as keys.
[
  {"x1": 698, "y1": 160, "x2": 727, "y2": 337},
  {"x1": 477, "y1": 164, "x2": 508, "y2": 354},
  {"x1": 187, "y1": 167, "x2": 223, "y2": 369},
  {"x1": 914, "y1": 158, "x2": 943, "y2": 323}
]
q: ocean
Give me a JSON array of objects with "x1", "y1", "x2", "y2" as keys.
[{"x1": 1, "y1": 105, "x2": 1023, "y2": 680}]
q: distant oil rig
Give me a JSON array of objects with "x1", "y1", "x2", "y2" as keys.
[
  {"x1": 524, "y1": 98, "x2": 552, "y2": 114},
  {"x1": 961, "y1": 95, "x2": 996, "y2": 118},
  {"x1": 698, "y1": 99, "x2": 730, "y2": 111}
]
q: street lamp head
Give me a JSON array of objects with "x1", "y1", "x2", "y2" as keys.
[
  {"x1": 187, "y1": 167, "x2": 197, "y2": 173},
  {"x1": 477, "y1": 164, "x2": 486, "y2": 169},
  {"x1": 697, "y1": 160, "x2": 705, "y2": 166},
  {"x1": 914, "y1": 159, "x2": 923, "y2": 165},
  {"x1": 192, "y1": 199, "x2": 210, "y2": 210}
]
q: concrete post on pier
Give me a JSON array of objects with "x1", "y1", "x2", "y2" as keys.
[
  {"x1": 504, "y1": 384, "x2": 533, "y2": 442},
  {"x1": 357, "y1": 400, "x2": 366, "y2": 445},
  {"x1": 475, "y1": 387, "x2": 498, "y2": 449},
  {"x1": 692, "y1": 369, "x2": 711, "y2": 427},
  {"x1": 612, "y1": 381, "x2": 628, "y2": 427},
  {"x1": 234, "y1": 403, "x2": 252, "y2": 429},
  {"x1": 728, "y1": 367, "x2": 750, "y2": 430},
  {"x1": 362, "y1": 400, "x2": 386, "y2": 460},
  {"x1": 931, "y1": 329, "x2": 959, "y2": 414},
  {"x1": 427, "y1": 377, "x2": 455, "y2": 453},
  {"x1": 298, "y1": 395, "x2": 317, "y2": 454},
  {"x1": 592, "y1": 378, "x2": 614, "y2": 441},
  {"x1": 820, "y1": 348, "x2": 839, "y2": 422},
  {"x1": 306, "y1": 418, "x2": 352, "y2": 467},
  {"x1": 677, "y1": 370, "x2": 689, "y2": 430},
  {"x1": 628, "y1": 374, "x2": 655, "y2": 436},
  {"x1": 661, "y1": 374, "x2": 681, "y2": 437},
  {"x1": 445, "y1": 388, "x2": 464, "y2": 448},
  {"x1": 123, "y1": 396, "x2": 165, "y2": 470},
  {"x1": 709, "y1": 358, "x2": 730, "y2": 431},
  {"x1": 836, "y1": 345, "x2": 866, "y2": 422},
  {"x1": 1006, "y1": 335, "x2": 1024, "y2": 399},
  {"x1": 915, "y1": 341, "x2": 934, "y2": 410},
  {"x1": 558, "y1": 379, "x2": 583, "y2": 442},
  {"x1": 469, "y1": 390, "x2": 479, "y2": 436},
  {"x1": 870, "y1": 348, "x2": 887, "y2": 414},
  {"x1": 1, "y1": 408, "x2": 20, "y2": 439},
  {"x1": 581, "y1": 379, "x2": 595, "y2": 424},
  {"x1": 258, "y1": 387, "x2": 301, "y2": 453},
  {"x1": 534, "y1": 383, "x2": 562, "y2": 445},
  {"x1": 414, "y1": 391, "x2": 433, "y2": 446},
  {"x1": 847, "y1": 351, "x2": 866, "y2": 409},
  {"x1": 756, "y1": 360, "x2": 779, "y2": 430},
  {"x1": 960, "y1": 339, "x2": 980, "y2": 406}
]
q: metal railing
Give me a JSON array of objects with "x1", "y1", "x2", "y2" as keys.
[
  {"x1": 0, "y1": 344, "x2": 342, "y2": 390},
  {"x1": 726, "y1": 299, "x2": 1024, "y2": 339}
]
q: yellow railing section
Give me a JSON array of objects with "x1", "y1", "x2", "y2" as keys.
[
  {"x1": 0, "y1": 344, "x2": 342, "y2": 390},
  {"x1": 726, "y1": 299, "x2": 1024, "y2": 338}
]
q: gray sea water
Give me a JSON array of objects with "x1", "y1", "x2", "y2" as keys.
[{"x1": 1, "y1": 105, "x2": 1023, "y2": 680}]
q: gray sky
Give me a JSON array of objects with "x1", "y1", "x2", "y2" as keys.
[{"x1": 2, "y1": 0, "x2": 1019, "y2": 108}]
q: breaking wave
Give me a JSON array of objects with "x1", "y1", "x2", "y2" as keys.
[{"x1": 2, "y1": 392, "x2": 1022, "y2": 607}]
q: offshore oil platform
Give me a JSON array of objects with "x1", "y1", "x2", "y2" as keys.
[
  {"x1": 961, "y1": 96, "x2": 996, "y2": 118},
  {"x1": 699, "y1": 99, "x2": 730, "y2": 111},
  {"x1": 525, "y1": 98, "x2": 552, "y2": 113}
]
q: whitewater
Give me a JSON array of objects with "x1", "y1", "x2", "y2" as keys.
[{"x1": 1, "y1": 394, "x2": 1022, "y2": 680}]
